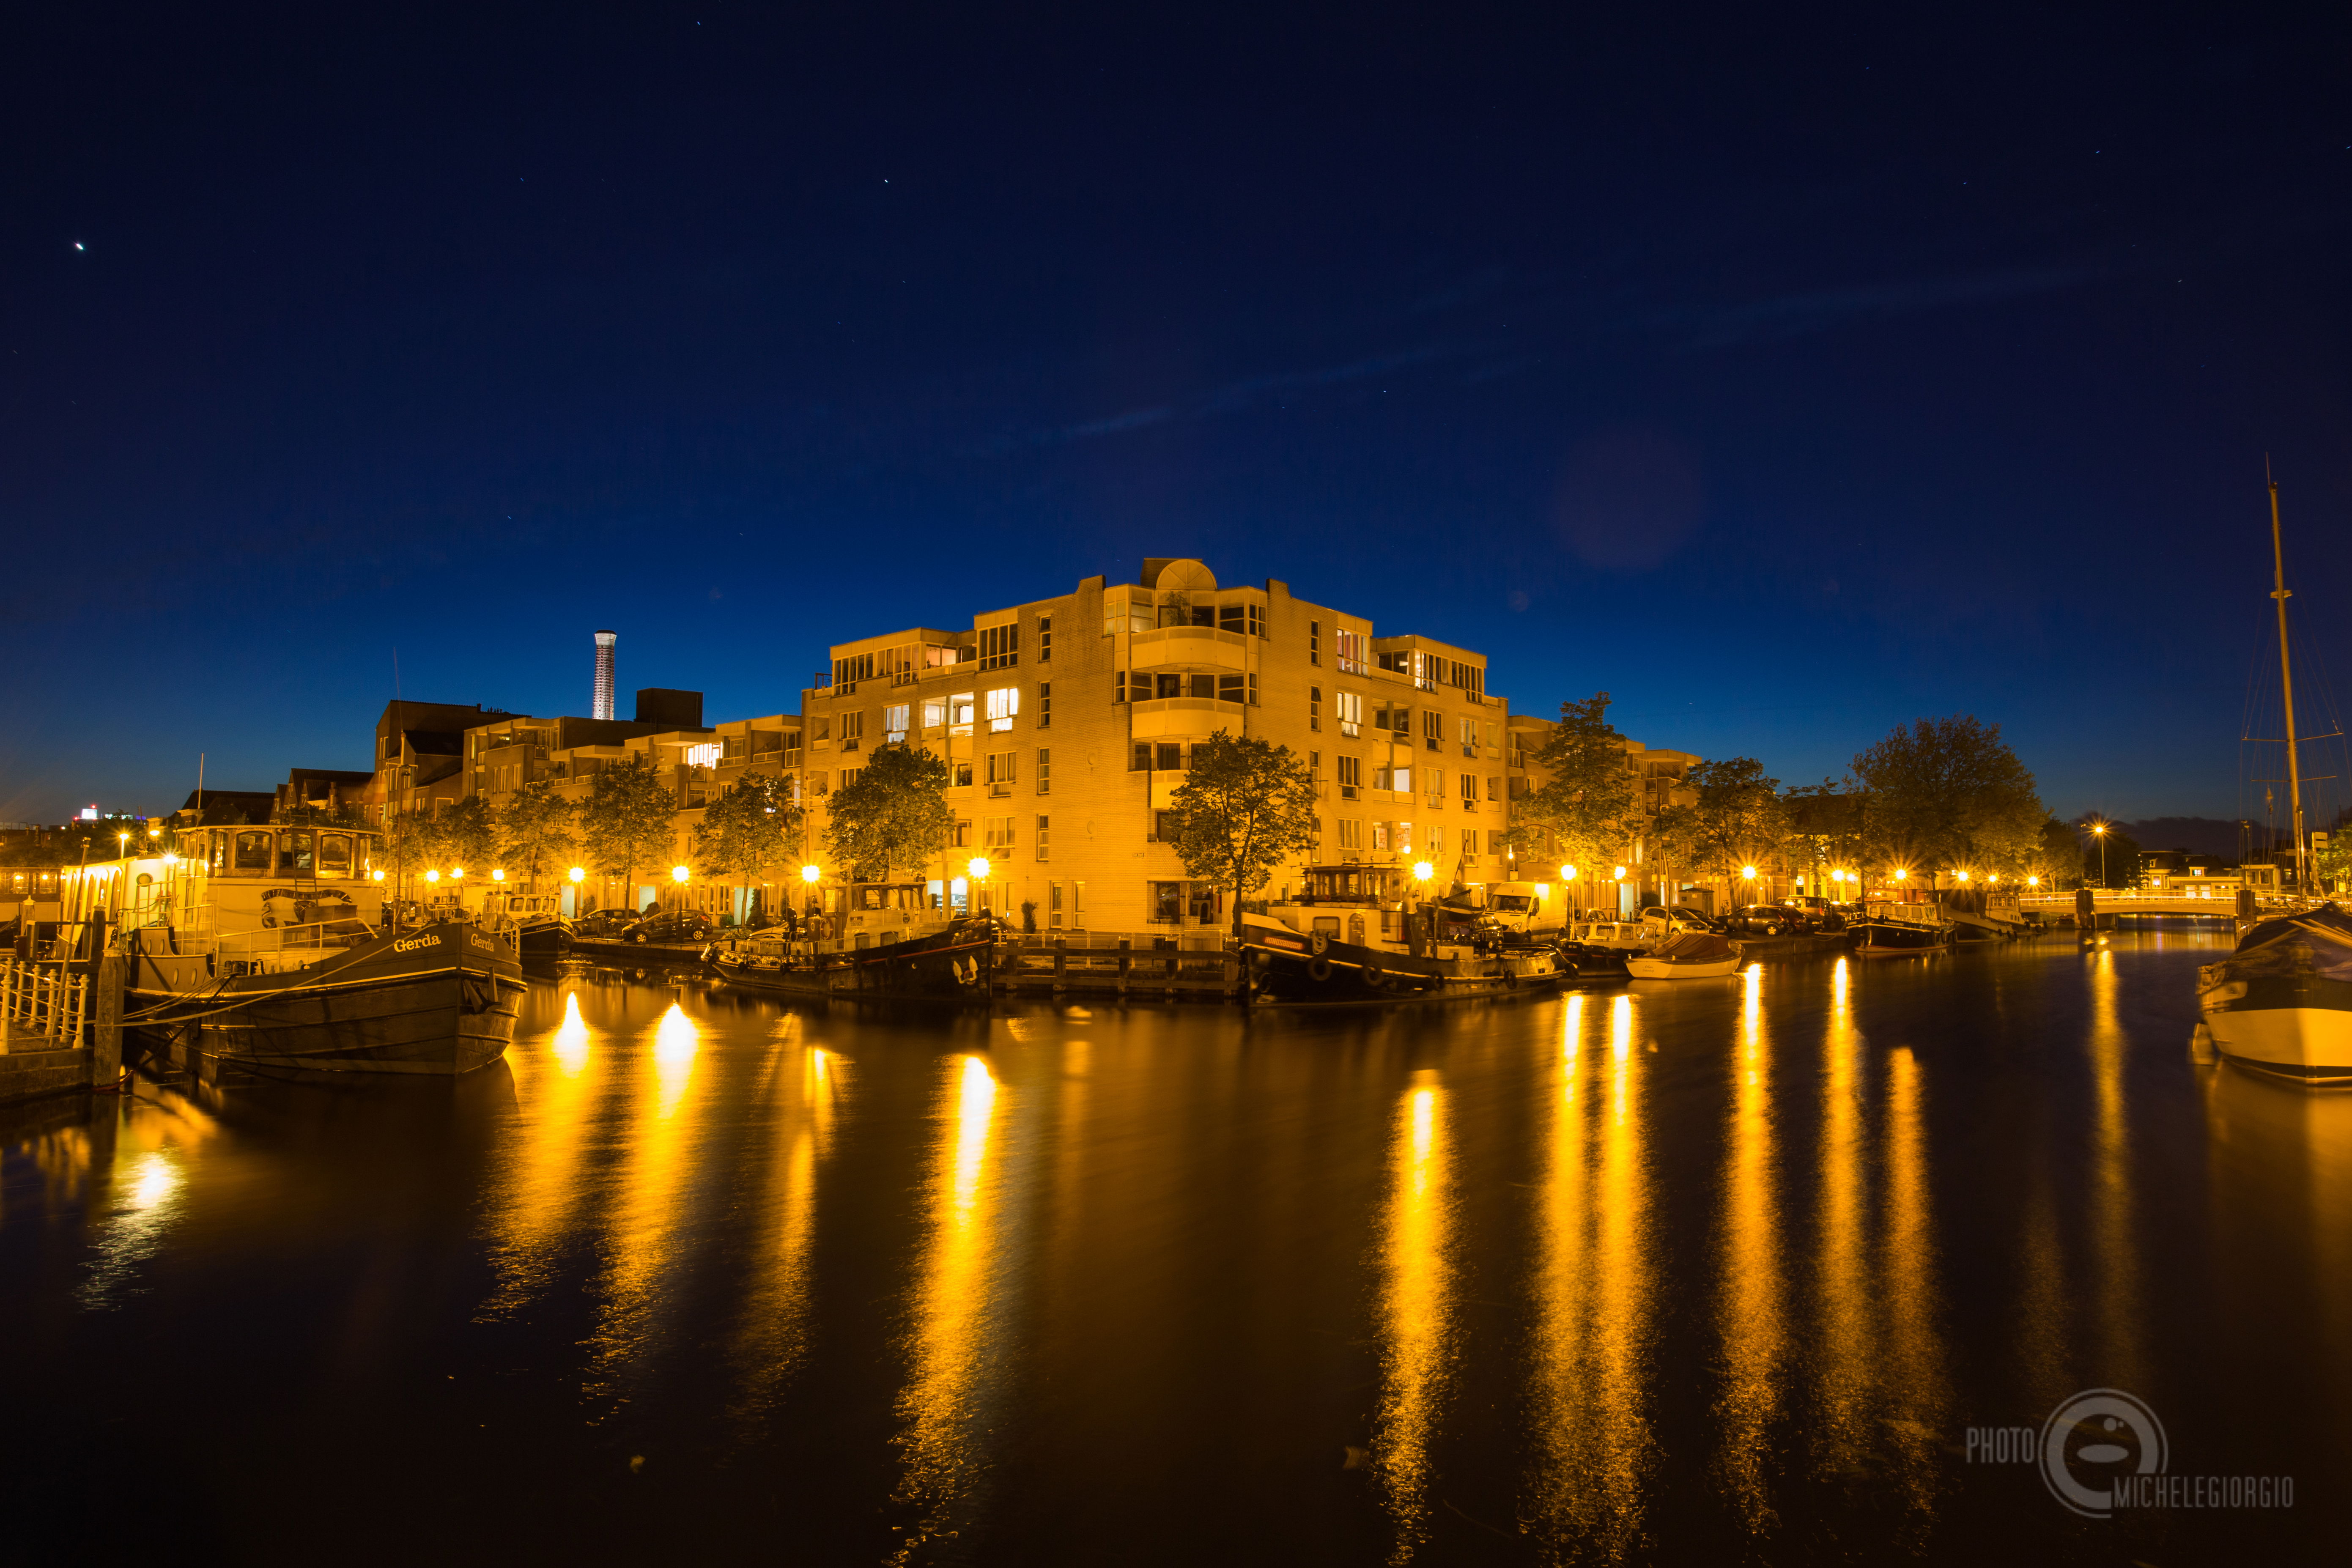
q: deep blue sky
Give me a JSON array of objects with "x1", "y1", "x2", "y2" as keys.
[{"x1": 6, "y1": 3, "x2": 2350, "y2": 826}]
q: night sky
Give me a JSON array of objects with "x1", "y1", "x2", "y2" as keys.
[{"x1": 7, "y1": 4, "x2": 2350, "y2": 827}]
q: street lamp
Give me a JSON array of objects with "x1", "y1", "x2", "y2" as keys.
[
  {"x1": 568, "y1": 866, "x2": 585, "y2": 884},
  {"x1": 672, "y1": 865, "x2": 690, "y2": 883},
  {"x1": 491, "y1": 868, "x2": 507, "y2": 883},
  {"x1": 451, "y1": 867, "x2": 465, "y2": 880},
  {"x1": 1558, "y1": 863, "x2": 1578, "y2": 883},
  {"x1": 2027, "y1": 874, "x2": 2040, "y2": 888},
  {"x1": 371, "y1": 869, "x2": 384, "y2": 882},
  {"x1": 1956, "y1": 870, "x2": 1971, "y2": 884},
  {"x1": 426, "y1": 869, "x2": 441, "y2": 884},
  {"x1": 801, "y1": 863, "x2": 821, "y2": 885},
  {"x1": 2090, "y1": 822, "x2": 2109, "y2": 888}
]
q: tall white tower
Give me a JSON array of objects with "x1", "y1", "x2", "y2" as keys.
[{"x1": 593, "y1": 630, "x2": 617, "y2": 720}]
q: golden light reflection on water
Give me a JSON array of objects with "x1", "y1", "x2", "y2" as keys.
[
  {"x1": 1375, "y1": 1073, "x2": 1452, "y2": 1562},
  {"x1": 893, "y1": 1054, "x2": 1004, "y2": 1563},
  {"x1": 732, "y1": 1042, "x2": 840, "y2": 1421},
  {"x1": 1716, "y1": 963, "x2": 1783, "y2": 1531},
  {"x1": 588, "y1": 1002, "x2": 706, "y2": 1387},
  {"x1": 2087, "y1": 948, "x2": 2145, "y2": 1391},
  {"x1": 481, "y1": 990, "x2": 603, "y2": 1318},
  {"x1": 1877, "y1": 1045, "x2": 1948, "y2": 1530},
  {"x1": 1813, "y1": 953, "x2": 1875, "y2": 1477},
  {"x1": 1526, "y1": 991, "x2": 1652, "y2": 1559}
]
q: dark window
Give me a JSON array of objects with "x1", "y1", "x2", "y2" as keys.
[
  {"x1": 1218, "y1": 674, "x2": 1245, "y2": 703},
  {"x1": 1038, "y1": 617, "x2": 1052, "y2": 663},
  {"x1": 953, "y1": 760, "x2": 974, "y2": 787},
  {"x1": 1191, "y1": 605, "x2": 1215, "y2": 627},
  {"x1": 1151, "y1": 811, "x2": 1178, "y2": 841},
  {"x1": 1038, "y1": 682, "x2": 1051, "y2": 728},
  {"x1": 1310, "y1": 685, "x2": 1322, "y2": 731},
  {"x1": 1190, "y1": 673, "x2": 1216, "y2": 699},
  {"x1": 1156, "y1": 742, "x2": 1184, "y2": 771},
  {"x1": 1310, "y1": 620, "x2": 1320, "y2": 665},
  {"x1": 1156, "y1": 672, "x2": 1182, "y2": 699},
  {"x1": 1218, "y1": 603, "x2": 1244, "y2": 633},
  {"x1": 318, "y1": 834, "x2": 352, "y2": 872},
  {"x1": 1132, "y1": 743, "x2": 1153, "y2": 771},
  {"x1": 1152, "y1": 881, "x2": 1184, "y2": 922},
  {"x1": 234, "y1": 831, "x2": 272, "y2": 870}
]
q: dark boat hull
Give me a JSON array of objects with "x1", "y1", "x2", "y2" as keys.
[
  {"x1": 713, "y1": 924, "x2": 996, "y2": 1003},
  {"x1": 1851, "y1": 920, "x2": 1950, "y2": 956},
  {"x1": 127, "y1": 921, "x2": 524, "y2": 1075},
  {"x1": 1241, "y1": 929, "x2": 1560, "y2": 1006}
]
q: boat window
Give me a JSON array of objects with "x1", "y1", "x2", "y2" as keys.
[
  {"x1": 234, "y1": 831, "x2": 273, "y2": 870},
  {"x1": 285, "y1": 832, "x2": 314, "y2": 872},
  {"x1": 1312, "y1": 916, "x2": 1341, "y2": 937},
  {"x1": 318, "y1": 834, "x2": 352, "y2": 873}
]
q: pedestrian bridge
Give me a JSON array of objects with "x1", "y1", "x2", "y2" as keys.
[{"x1": 2014, "y1": 891, "x2": 2258, "y2": 920}]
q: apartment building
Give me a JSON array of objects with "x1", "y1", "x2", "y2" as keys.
[
  {"x1": 798, "y1": 557, "x2": 1518, "y2": 935},
  {"x1": 1503, "y1": 711, "x2": 1702, "y2": 914}
]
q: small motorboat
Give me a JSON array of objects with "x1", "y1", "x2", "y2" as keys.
[
  {"x1": 2196, "y1": 903, "x2": 2352, "y2": 1083},
  {"x1": 1626, "y1": 931, "x2": 1741, "y2": 979}
]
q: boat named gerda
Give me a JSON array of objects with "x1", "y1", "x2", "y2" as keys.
[
  {"x1": 710, "y1": 880, "x2": 997, "y2": 1003},
  {"x1": 58, "y1": 822, "x2": 524, "y2": 1075}
]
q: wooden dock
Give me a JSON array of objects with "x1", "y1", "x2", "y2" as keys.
[
  {"x1": 993, "y1": 935, "x2": 1240, "y2": 1001},
  {"x1": 0, "y1": 954, "x2": 122, "y2": 1103}
]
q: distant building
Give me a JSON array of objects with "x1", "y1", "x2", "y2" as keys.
[{"x1": 593, "y1": 630, "x2": 617, "y2": 721}]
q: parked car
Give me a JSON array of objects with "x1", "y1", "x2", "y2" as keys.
[
  {"x1": 620, "y1": 910, "x2": 715, "y2": 945},
  {"x1": 571, "y1": 907, "x2": 639, "y2": 938},
  {"x1": 1731, "y1": 902, "x2": 1816, "y2": 936}
]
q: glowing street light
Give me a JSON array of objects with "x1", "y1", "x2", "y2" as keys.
[
  {"x1": 491, "y1": 868, "x2": 507, "y2": 883},
  {"x1": 1741, "y1": 864, "x2": 1757, "y2": 881},
  {"x1": 1955, "y1": 870, "x2": 1971, "y2": 884},
  {"x1": 1559, "y1": 863, "x2": 1578, "y2": 882},
  {"x1": 2027, "y1": 874, "x2": 2041, "y2": 888},
  {"x1": 2089, "y1": 820, "x2": 2111, "y2": 887},
  {"x1": 370, "y1": 869, "x2": 384, "y2": 882},
  {"x1": 426, "y1": 869, "x2": 441, "y2": 884},
  {"x1": 800, "y1": 863, "x2": 821, "y2": 884},
  {"x1": 451, "y1": 867, "x2": 465, "y2": 880},
  {"x1": 568, "y1": 866, "x2": 585, "y2": 883},
  {"x1": 1412, "y1": 861, "x2": 1434, "y2": 884},
  {"x1": 967, "y1": 856, "x2": 992, "y2": 883},
  {"x1": 671, "y1": 865, "x2": 690, "y2": 883},
  {"x1": 1611, "y1": 866, "x2": 1626, "y2": 881}
]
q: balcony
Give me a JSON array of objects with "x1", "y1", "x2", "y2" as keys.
[
  {"x1": 1128, "y1": 626, "x2": 1250, "y2": 672},
  {"x1": 1129, "y1": 697, "x2": 1227, "y2": 738}
]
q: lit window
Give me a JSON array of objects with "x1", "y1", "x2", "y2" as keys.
[
  {"x1": 983, "y1": 815, "x2": 1015, "y2": 850},
  {"x1": 987, "y1": 751, "x2": 1017, "y2": 788},
  {"x1": 985, "y1": 687, "x2": 1019, "y2": 732},
  {"x1": 948, "y1": 693, "x2": 974, "y2": 735},
  {"x1": 921, "y1": 698, "x2": 948, "y2": 729},
  {"x1": 1335, "y1": 691, "x2": 1362, "y2": 738},
  {"x1": 978, "y1": 624, "x2": 1020, "y2": 671},
  {"x1": 884, "y1": 705, "x2": 910, "y2": 744},
  {"x1": 1339, "y1": 820, "x2": 1363, "y2": 849},
  {"x1": 684, "y1": 742, "x2": 721, "y2": 768},
  {"x1": 1334, "y1": 628, "x2": 1367, "y2": 674},
  {"x1": 838, "y1": 712, "x2": 864, "y2": 752}
]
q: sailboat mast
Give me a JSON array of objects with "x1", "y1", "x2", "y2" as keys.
[{"x1": 2269, "y1": 474, "x2": 2308, "y2": 894}]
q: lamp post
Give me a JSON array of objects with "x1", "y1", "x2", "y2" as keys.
[
  {"x1": 672, "y1": 864, "x2": 690, "y2": 916},
  {"x1": 967, "y1": 855, "x2": 992, "y2": 918},
  {"x1": 2091, "y1": 822, "x2": 2109, "y2": 888},
  {"x1": 1559, "y1": 862, "x2": 1578, "y2": 917}
]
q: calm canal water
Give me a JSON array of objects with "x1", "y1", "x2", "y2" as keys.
[{"x1": 3, "y1": 933, "x2": 2343, "y2": 1565}]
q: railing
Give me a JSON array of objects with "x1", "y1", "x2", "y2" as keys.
[{"x1": 3, "y1": 959, "x2": 88, "y2": 1046}]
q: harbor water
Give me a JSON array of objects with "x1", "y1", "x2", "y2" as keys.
[{"x1": 2, "y1": 933, "x2": 2341, "y2": 1564}]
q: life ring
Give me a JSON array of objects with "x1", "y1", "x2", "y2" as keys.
[
  {"x1": 1308, "y1": 957, "x2": 1333, "y2": 983},
  {"x1": 1360, "y1": 959, "x2": 1387, "y2": 990},
  {"x1": 1309, "y1": 932, "x2": 1330, "y2": 956}
]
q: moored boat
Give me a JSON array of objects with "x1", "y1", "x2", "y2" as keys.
[
  {"x1": 1235, "y1": 864, "x2": 1565, "y2": 1006},
  {"x1": 1850, "y1": 902, "x2": 1953, "y2": 957},
  {"x1": 1626, "y1": 930, "x2": 1741, "y2": 979},
  {"x1": 708, "y1": 880, "x2": 996, "y2": 1003},
  {"x1": 2197, "y1": 903, "x2": 2352, "y2": 1083},
  {"x1": 59, "y1": 822, "x2": 524, "y2": 1075}
]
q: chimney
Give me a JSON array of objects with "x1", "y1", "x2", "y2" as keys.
[{"x1": 593, "y1": 630, "x2": 617, "y2": 721}]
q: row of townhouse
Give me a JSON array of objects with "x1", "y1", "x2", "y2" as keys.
[{"x1": 329, "y1": 558, "x2": 1703, "y2": 930}]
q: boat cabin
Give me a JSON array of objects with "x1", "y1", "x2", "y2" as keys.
[
  {"x1": 58, "y1": 825, "x2": 387, "y2": 965},
  {"x1": 477, "y1": 890, "x2": 564, "y2": 926}
]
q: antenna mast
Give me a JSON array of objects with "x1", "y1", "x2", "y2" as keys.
[{"x1": 2268, "y1": 466, "x2": 2308, "y2": 895}]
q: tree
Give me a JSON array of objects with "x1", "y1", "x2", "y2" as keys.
[
  {"x1": 1524, "y1": 693, "x2": 1639, "y2": 874},
  {"x1": 434, "y1": 795, "x2": 499, "y2": 874},
  {"x1": 1785, "y1": 780, "x2": 1867, "y2": 890},
  {"x1": 581, "y1": 754, "x2": 677, "y2": 908},
  {"x1": 1686, "y1": 757, "x2": 1787, "y2": 896},
  {"x1": 2036, "y1": 816, "x2": 2081, "y2": 889},
  {"x1": 1163, "y1": 730, "x2": 1321, "y2": 942},
  {"x1": 694, "y1": 773, "x2": 805, "y2": 919},
  {"x1": 381, "y1": 808, "x2": 434, "y2": 891},
  {"x1": 1850, "y1": 715, "x2": 2044, "y2": 886},
  {"x1": 822, "y1": 743, "x2": 952, "y2": 883},
  {"x1": 497, "y1": 781, "x2": 578, "y2": 889}
]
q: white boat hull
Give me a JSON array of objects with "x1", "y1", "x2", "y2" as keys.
[
  {"x1": 2201, "y1": 1004, "x2": 2352, "y2": 1080},
  {"x1": 1626, "y1": 955, "x2": 1741, "y2": 980}
]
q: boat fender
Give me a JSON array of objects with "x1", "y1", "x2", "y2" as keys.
[
  {"x1": 1308, "y1": 957, "x2": 1333, "y2": 983},
  {"x1": 1361, "y1": 959, "x2": 1387, "y2": 990},
  {"x1": 1503, "y1": 967, "x2": 1519, "y2": 988},
  {"x1": 1309, "y1": 932, "x2": 1330, "y2": 956}
]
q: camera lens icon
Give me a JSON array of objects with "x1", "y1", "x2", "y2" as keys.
[{"x1": 2041, "y1": 1388, "x2": 2168, "y2": 1517}]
